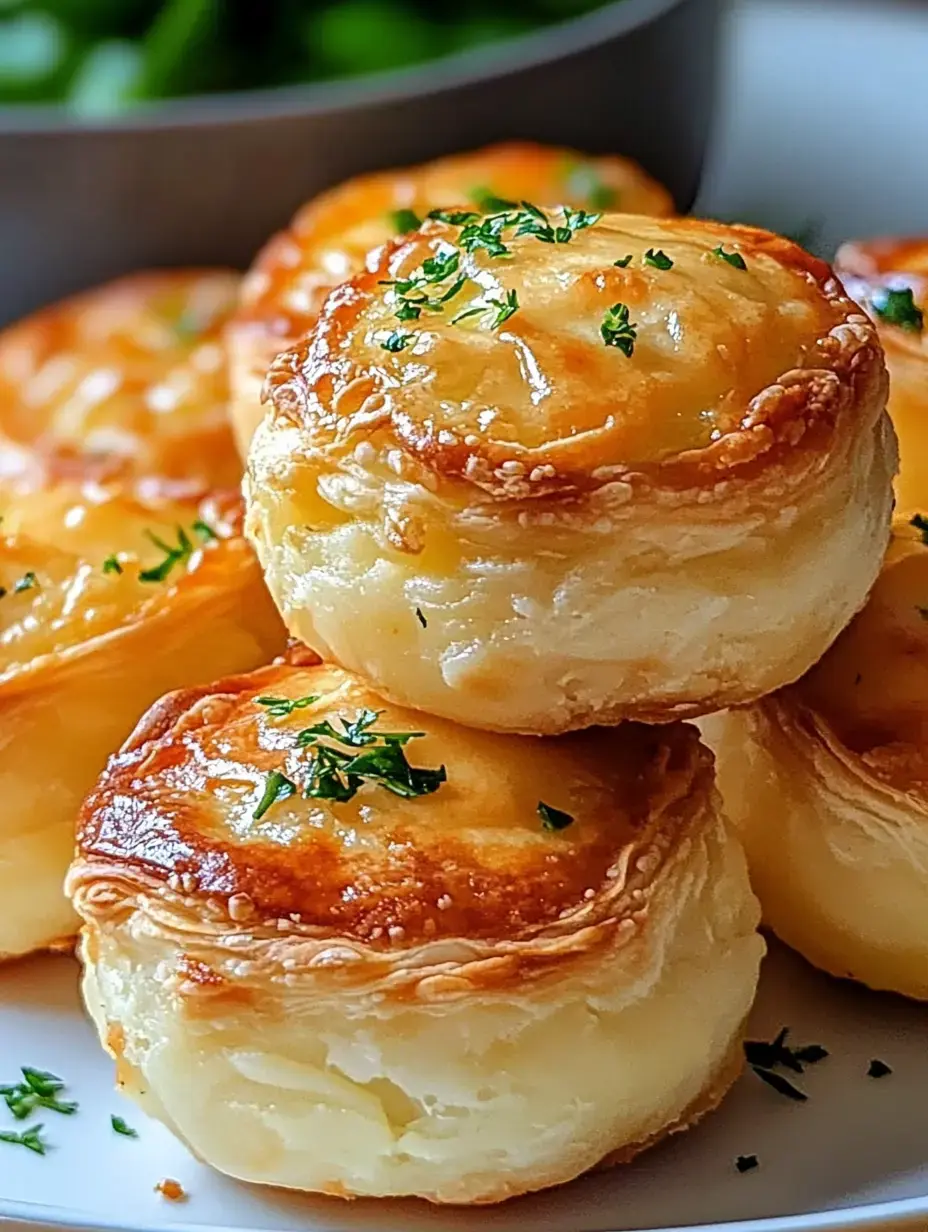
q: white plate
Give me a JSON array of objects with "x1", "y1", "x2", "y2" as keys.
[
  {"x1": 2, "y1": 942, "x2": 928, "y2": 1232},
  {"x1": 4, "y1": 3, "x2": 928, "y2": 1231}
]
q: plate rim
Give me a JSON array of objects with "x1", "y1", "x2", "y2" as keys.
[{"x1": 1, "y1": 1191, "x2": 928, "y2": 1232}]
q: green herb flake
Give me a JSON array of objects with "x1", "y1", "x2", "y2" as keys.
[
  {"x1": 14, "y1": 570, "x2": 36, "y2": 593},
  {"x1": 111, "y1": 1114, "x2": 138, "y2": 1138},
  {"x1": 751, "y1": 1065, "x2": 807, "y2": 1102},
  {"x1": 600, "y1": 302, "x2": 637, "y2": 356},
  {"x1": 256, "y1": 711, "x2": 445, "y2": 817},
  {"x1": 489, "y1": 288, "x2": 519, "y2": 328},
  {"x1": 138, "y1": 527, "x2": 194, "y2": 584},
  {"x1": 102, "y1": 554, "x2": 123, "y2": 575},
  {"x1": 193, "y1": 519, "x2": 218, "y2": 542},
  {"x1": 0, "y1": 1124, "x2": 47, "y2": 1155},
  {"x1": 736, "y1": 1154, "x2": 759, "y2": 1173},
  {"x1": 644, "y1": 248, "x2": 674, "y2": 270},
  {"x1": 613, "y1": 255, "x2": 633, "y2": 268},
  {"x1": 468, "y1": 185, "x2": 517, "y2": 213},
  {"x1": 873, "y1": 286, "x2": 924, "y2": 333},
  {"x1": 0, "y1": 588, "x2": 6, "y2": 599},
  {"x1": 253, "y1": 770, "x2": 297, "y2": 821},
  {"x1": 415, "y1": 606, "x2": 427, "y2": 628},
  {"x1": 712, "y1": 246, "x2": 748, "y2": 271},
  {"x1": 743, "y1": 1027, "x2": 828, "y2": 1076},
  {"x1": 380, "y1": 330, "x2": 414, "y2": 353},
  {"x1": 564, "y1": 161, "x2": 617, "y2": 211},
  {"x1": 0, "y1": 1068, "x2": 76, "y2": 1120},
  {"x1": 537, "y1": 801, "x2": 574, "y2": 832},
  {"x1": 912, "y1": 513, "x2": 928, "y2": 544},
  {"x1": 389, "y1": 207, "x2": 422, "y2": 234},
  {"x1": 917, "y1": 607, "x2": 928, "y2": 621},
  {"x1": 868, "y1": 1059, "x2": 892, "y2": 1079},
  {"x1": 256, "y1": 694, "x2": 319, "y2": 718}
]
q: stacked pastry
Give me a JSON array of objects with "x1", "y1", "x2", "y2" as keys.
[
  {"x1": 6, "y1": 143, "x2": 894, "y2": 1203},
  {"x1": 0, "y1": 271, "x2": 286, "y2": 960},
  {"x1": 706, "y1": 237, "x2": 928, "y2": 1000}
]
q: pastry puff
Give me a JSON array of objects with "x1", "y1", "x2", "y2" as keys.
[
  {"x1": 705, "y1": 515, "x2": 928, "y2": 1000},
  {"x1": 0, "y1": 270, "x2": 242, "y2": 488},
  {"x1": 226, "y1": 141, "x2": 674, "y2": 454},
  {"x1": 246, "y1": 211, "x2": 896, "y2": 734},
  {"x1": 68, "y1": 660, "x2": 763, "y2": 1205},
  {"x1": 0, "y1": 473, "x2": 285, "y2": 960},
  {"x1": 836, "y1": 237, "x2": 927, "y2": 512}
]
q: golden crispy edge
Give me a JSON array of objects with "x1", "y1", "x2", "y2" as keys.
[
  {"x1": 753, "y1": 687, "x2": 928, "y2": 807},
  {"x1": 262, "y1": 219, "x2": 888, "y2": 504},
  {"x1": 70, "y1": 673, "x2": 717, "y2": 994}
]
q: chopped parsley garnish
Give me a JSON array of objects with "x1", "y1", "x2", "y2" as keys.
[
  {"x1": 912, "y1": 513, "x2": 928, "y2": 544},
  {"x1": 252, "y1": 770, "x2": 297, "y2": 820},
  {"x1": 138, "y1": 520, "x2": 215, "y2": 583},
  {"x1": 0, "y1": 1068, "x2": 77, "y2": 1120},
  {"x1": 415, "y1": 606, "x2": 427, "y2": 628},
  {"x1": 712, "y1": 246, "x2": 747, "y2": 271},
  {"x1": 564, "y1": 161, "x2": 617, "y2": 210},
  {"x1": 744, "y1": 1027, "x2": 828, "y2": 1075},
  {"x1": 751, "y1": 1066, "x2": 807, "y2": 1102},
  {"x1": 644, "y1": 248, "x2": 674, "y2": 270},
  {"x1": 468, "y1": 185, "x2": 517, "y2": 212},
  {"x1": 102, "y1": 554, "x2": 123, "y2": 575},
  {"x1": 255, "y1": 709, "x2": 445, "y2": 814},
  {"x1": 538, "y1": 801, "x2": 574, "y2": 831},
  {"x1": 872, "y1": 286, "x2": 924, "y2": 333},
  {"x1": 0, "y1": 588, "x2": 6, "y2": 599},
  {"x1": 192, "y1": 519, "x2": 217, "y2": 541},
  {"x1": 614, "y1": 254, "x2": 633, "y2": 268},
  {"x1": 111, "y1": 1114, "x2": 138, "y2": 1137},
  {"x1": 14, "y1": 570, "x2": 36, "y2": 593},
  {"x1": 601, "y1": 302, "x2": 637, "y2": 356},
  {"x1": 0, "y1": 1124, "x2": 47, "y2": 1154},
  {"x1": 917, "y1": 607, "x2": 928, "y2": 621},
  {"x1": 380, "y1": 329, "x2": 414, "y2": 353},
  {"x1": 429, "y1": 201, "x2": 600, "y2": 259},
  {"x1": 255, "y1": 694, "x2": 319, "y2": 718},
  {"x1": 389, "y1": 207, "x2": 422, "y2": 234},
  {"x1": 745, "y1": 1027, "x2": 826, "y2": 1100},
  {"x1": 736, "y1": 1155, "x2": 759, "y2": 1173},
  {"x1": 380, "y1": 248, "x2": 466, "y2": 323},
  {"x1": 868, "y1": 1059, "x2": 892, "y2": 1079}
]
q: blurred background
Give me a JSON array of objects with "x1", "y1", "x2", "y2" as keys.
[{"x1": 0, "y1": 0, "x2": 925, "y2": 322}]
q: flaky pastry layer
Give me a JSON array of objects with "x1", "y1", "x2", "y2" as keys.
[
  {"x1": 69, "y1": 661, "x2": 763, "y2": 1202},
  {"x1": 246, "y1": 213, "x2": 895, "y2": 732},
  {"x1": 0, "y1": 270, "x2": 241, "y2": 488},
  {"x1": 704, "y1": 516, "x2": 928, "y2": 999},
  {"x1": 226, "y1": 141, "x2": 674, "y2": 454},
  {"x1": 0, "y1": 476, "x2": 285, "y2": 959}
]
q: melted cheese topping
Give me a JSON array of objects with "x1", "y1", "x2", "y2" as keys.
[
  {"x1": 0, "y1": 271, "x2": 241, "y2": 487},
  {"x1": 795, "y1": 517, "x2": 928, "y2": 788},
  {"x1": 276, "y1": 214, "x2": 836, "y2": 473},
  {"x1": 236, "y1": 142, "x2": 674, "y2": 343},
  {"x1": 0, "y1": 480, "x2": 238, "y2": 675},
  {"x1": 79, "y1": 662, "x2": 709, "y2": 942}
]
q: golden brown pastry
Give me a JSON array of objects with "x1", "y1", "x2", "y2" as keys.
[
  {"x1": 246, "y1": 210, "x2": 896, "y2": 734},
  {"x1": 0, "y1": 472, "x2": 285, "y2": 960},
  {"x1": 836, "y1": 238, "x2": 927, "y2": 512},
  {"x1": 705, "y1": 514, "x2": 928, "y2": 999},
  {"x1": 227, "y1": 141, "x2": 674, "y2": 454},
  {"x1": 68, "y1": 660, "x2": 763, "y2": 1204},
  {"x1": 0, "y1": 270, "x2": 242, "y2": 488}
]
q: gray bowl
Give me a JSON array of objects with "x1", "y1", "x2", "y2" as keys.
[{"x1": 0, "y1": 0, "x2": 721, "y2": 325}]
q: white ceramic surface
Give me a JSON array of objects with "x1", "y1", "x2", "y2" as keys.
[{"x1": 2, "y1": 2, "x2": 928, "y2": 1230}]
